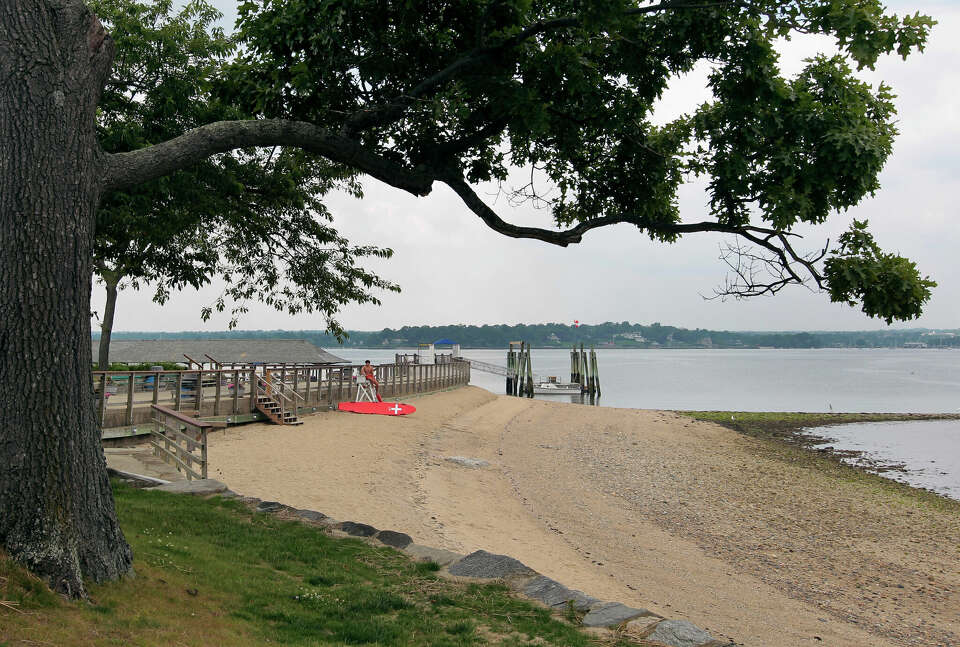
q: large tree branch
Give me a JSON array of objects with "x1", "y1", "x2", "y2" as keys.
[
  {"x1": 343, "y1": 2, "x2": 733, "y2": 134},
  {"x1": 441, "y1": 172, "x2": 765, "y2": 245},
  {"x1": 103, "y1": 120, "x2": 434, "y2": 196},
  {"x1": 440, "y1": 171, "x2": 826, "y2": 290}
]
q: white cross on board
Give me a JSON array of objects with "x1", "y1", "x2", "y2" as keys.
[{"x1": 389, "y1": 403, "x2": 403, "y2": 415}]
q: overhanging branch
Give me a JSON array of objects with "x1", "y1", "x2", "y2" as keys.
[
  {"x1": 440, "y1": 170, "x2": 826, "y2": 291},
  {"x1": 103, "y1": 120, "x2": 434, "y2": 197}
]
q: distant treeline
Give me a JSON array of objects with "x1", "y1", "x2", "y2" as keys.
[{"x1": 95, "y1": 322, "x2": 960, "y2": 350}]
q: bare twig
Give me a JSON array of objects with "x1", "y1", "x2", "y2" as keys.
[
  {"x1": 707, "y1": 235, "x2": 829, "y2": 301},
  {"x1": 0, "y1": 599, "x2": 25, "y2": 614}
]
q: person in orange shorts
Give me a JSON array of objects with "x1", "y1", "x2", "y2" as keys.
[{"x1": 361, "y1": 360, "x2": 382, "y2": 402}]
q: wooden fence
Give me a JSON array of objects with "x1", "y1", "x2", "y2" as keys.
[
  {"x1": 150, "y1": 405, "x2": 223, "y2": 481},
  {"x1": 95, "y1": 360, "x2": 471, "y2": 435}
]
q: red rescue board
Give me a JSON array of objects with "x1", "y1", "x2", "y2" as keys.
[{"x1": 337, "y1": 401, "x2": 416, "y2": 416}]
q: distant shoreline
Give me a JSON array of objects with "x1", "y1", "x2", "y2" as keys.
[
  {"x1": 92, "y1": 338, "x2": 960, "y2": 351},
  {"x1": 92, "y1": 322, "x2": 960, "y2": 351}
]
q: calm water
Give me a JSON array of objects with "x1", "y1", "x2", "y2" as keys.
[
  {"x1": 338, "y1": 347, "x2": 960, "y2": 411},
  {"x1": 803, "y1": 420, "x2": 960, "y2": 500},
  {"x1": 457, "y1": 348, "x2": 959, "y2": 413},
  {"x1": 336, "y1": 347, "x2": 960, "y2": 498}
]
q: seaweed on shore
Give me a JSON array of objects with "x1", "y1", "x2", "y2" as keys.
[{"x1": 678, "y1": 410, "x2": 960, "y2": 505}]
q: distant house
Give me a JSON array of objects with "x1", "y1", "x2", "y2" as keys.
[{"x1": 95, "y1": 339, "x2": 348, "y2": 366}]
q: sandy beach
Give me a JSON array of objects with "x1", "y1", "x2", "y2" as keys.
[{"x1": 207, "y1": 386, "x2": 960, "y2": 646}]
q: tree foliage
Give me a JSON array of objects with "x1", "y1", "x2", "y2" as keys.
[
  {"x1": 93, "y1": 0, "x2": 398, "y2": 341},
  {"x1": 210, "y1": 0, "x2": 935, "y2": 321},
  {"x1": 824, "y1": 220, "x2": 935, "y2": 324}
]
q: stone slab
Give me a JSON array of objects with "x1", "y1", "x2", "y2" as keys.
[
  {"x1": 106, "y1": 467, "x2": 171, "y2": 487},
  {"x1": 523, "y1": 576, "x2": 599, "y2": 611},
  {"x1": 152, "y1": 479, "x2": 228, "y2": 496},
  {"x1": 295, "y1": 509, "x2": 328, "y2": 522},
  {"x1": 582, "y1": 601, "x2": 650, "y2": 628},
  {"x1": 625, "y1": 616, "x2": 662, "y2": 636},
  {"x1": 257, "y1": 501, "x2": 295, "y2": 514},
  {"x1": 448, "y1": 550, "x2": 534, "y2": 578},
  {"x1": 402, "y1": 543, "x2": 464, "y2": 566},
  {"x1": 338, "y1": 521, "x2": 378, "y2": 537},
  {"x1": 376, "y1": 530, "x2": 413, "y2": 549},
  {"x1": 645, "y1": 619, "x2": 718, "y2": 647}
]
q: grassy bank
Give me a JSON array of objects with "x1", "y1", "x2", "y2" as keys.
[
  {"x1": 1, "y1": 483, "x2": 636, "y2": 647},
  {"x1": 679, "y1": 410, "x2": 960, "y2": 510}
]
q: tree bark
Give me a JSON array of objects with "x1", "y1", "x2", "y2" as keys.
[
  {"x1": 0, "y1": 0, "x2": 132, "y2": 597},
  {"x1": 97, "y1": 272, "x2": 120, "y2": 370},
  {"x1": 104, "y1": 120, "x2": 434, "y2": 196}
]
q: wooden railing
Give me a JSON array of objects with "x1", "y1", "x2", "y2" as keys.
[
  {"x1": 95, "y1": 360, "x2": 471, "y2": 434},
  {"x1": 150, "y1": 405, "x2": 225, "y2": 481},
  {"x1": 255, "y1": 373, "x2": 306, "y2": 425}
]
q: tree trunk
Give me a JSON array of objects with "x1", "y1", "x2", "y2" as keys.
[
  {"x1": 97, "y1": 273, "x2": 120, "y2": 370},
  {"x1": 0, "y1": 0, "x2": 132, "y2": 597}
]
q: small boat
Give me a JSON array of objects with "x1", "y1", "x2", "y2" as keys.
[{"x1": 533, "y1": 381, "x2": 583, "y2": 395}]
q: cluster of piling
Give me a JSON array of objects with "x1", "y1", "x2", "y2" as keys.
[
  {"x1": 570, "y1": 344, "x2": 601, "y2": 396},
  {"x1": 506, "y1": 341, "x2": 534, "y2": 397}
]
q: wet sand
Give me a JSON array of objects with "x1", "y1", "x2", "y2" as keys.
[{"x1": 207, "y1": 387, "x2": 960, "y2": 646}]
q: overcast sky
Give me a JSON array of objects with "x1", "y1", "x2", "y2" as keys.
[{"x1": 94, "y1": 1, "x2": 960, "y2": 333}]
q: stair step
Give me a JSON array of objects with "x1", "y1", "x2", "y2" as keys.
[{"x1": 253, "y1": 400, "x2": 301, "y2": 426}]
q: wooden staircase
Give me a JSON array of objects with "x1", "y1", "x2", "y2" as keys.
[{"x1": 255, "y1": 375, "x2": 304, "y2": 426}]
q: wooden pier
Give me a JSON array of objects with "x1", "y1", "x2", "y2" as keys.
[{"x1": 94, "y1": 359, "x2": 471, "y2": 438}]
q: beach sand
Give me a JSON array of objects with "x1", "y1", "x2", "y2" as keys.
[{"x1": 207, "y1": 386, "x2": 960, "y2": 646}]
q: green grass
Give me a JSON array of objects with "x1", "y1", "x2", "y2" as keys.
[{"x1": 1, "y1": 482, "x2": 641, "y2": 646}]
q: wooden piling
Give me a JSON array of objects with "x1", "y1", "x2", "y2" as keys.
[
  {"x1": 524, "y1": 345, "x2": 534, "y2": 397},
  {"x1": 517, "y1": 342, "x2": 526, "y2": 396},
  {"x1": 578, "y1": 344, "x2": 587, "y2": 392},
  {"x1": 586, "y1": 348, "x2": 595, "y2": 395},
  {"x1": 591, "y1": 348, "x2": 601, "y2": 396}
]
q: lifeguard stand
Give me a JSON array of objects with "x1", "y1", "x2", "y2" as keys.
[{"x1": 355, "y1": 375, "x2": 377, "y2": 402}]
